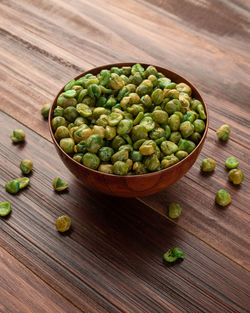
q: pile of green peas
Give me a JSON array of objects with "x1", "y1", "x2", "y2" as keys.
[{"x1": 52, "y1": 64, "x2": 207, "y2": 175}]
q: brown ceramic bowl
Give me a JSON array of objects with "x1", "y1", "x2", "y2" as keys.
[{"x1": 49, "y1": 63, "x2": 208, "y2": 197}]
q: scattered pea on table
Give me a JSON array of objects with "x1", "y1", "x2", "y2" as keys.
[
  {"x1": 163, "y1": 248, "x2": 184, "y2": 263},
  {"x1": 55, "y1": 215, "x2": 72, "y2": 232},
  {"x1": 215, "y1": 189, "x2": 231, "y2": 207},
  {"x1": 10, "y1": 129, "x2": 25, "y2": 143},
  {"x1": 52, "y1": 177, "x2": 69, "y2": 191},
  {"x1": 225, "y1": 157, "x2": 239, "y2": 169},
  {"x1": 0, "y1": 201, "x2": 11, "y2": 217}
]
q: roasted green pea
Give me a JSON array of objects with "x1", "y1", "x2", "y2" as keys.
[
  {"x1": 163, "y1": 125, "x2": 171, "y2": 140},
  {"x1": 77, "y1": 89, "x2": 88, "y2": 103},
  {"x1": 144, "y1": 65, "x2": 157, "y2": 77},
  {"x1": 164, "y1": 99, "x2": 181, "y2": 114},
  {"x1": 63, "y1": 106, "x2": 78, "y2": 122},
  {"x1": 215, "y1": 189, "x2": 231, "y2": 207},
  {"x1": 16, "y1": 177, "x2": 30, "y2": 189},
  {"x1": 200, "y1": 158, "x2": 216, "y2": 172},
  {"x1": 41, "y1": 103, "x2": 51, "y2": 118},
  {"x1": 76, "y1": 103, "x2": 92, "y2": 118},
  {"x1": 57, "y1": 95, "x2": 77, "y2": 108},
  {"x1": 163, "y1": 248, "x2": 184, "y2": 263},
  {"x1": 133, "y1": 139, "x2": 146, "y2": 150},
  {"x1": 176, "y1": 83, "x2": 192, "y2": 96},
  {"x1": 216, "y1": 124, "x2": 230, "y2": 141},
  {"x1": 130, "y1": 150, "x2": 143, "y2": 162},
  {"x1": 53, "y1": 106, "x2": 64, "y2": 117},
  {"x1": 175, "y1": 150, "x2": 188, "y2": 160},
  {"x1": 169, "y1": 114, "x2": 181, "y2": 131},
  {"x1": 152, "y1": 110, "x2": 168, "y2": 124},
  {"x1": 55, "y1": 215, "x2": 71, "y2": 232},
  {"x1": 131, "y1": 63, "x2": 144, "y2": 77},
  {"x1": 99, "y1": 70, "x2": 110, "y2": 86},
  {"x1": 86, "y1": 134, "x2": 103, "y2": 153},
  {"x1": 161, "y1": 141, "x2": 178, "y2": 155},
  {"x1": 98, "y1": 147, "x2": 114, "y2": 162},
  {"x1": 0, "y1": 201, "x2": 11, "y2": 217},
  {"x1": 148, "y1": 74, "x2": 158, "y2": 87},
  {"x1": 92, "y1": 125, "x2": 105, "y2": 138},
  {"x1": 55, "y1": 126, "x2": 70, "y2": 141},
  {"x1": 197, "y1": 103, "x2": 206, "y2": 120},
  {"x1": 119, "y1": 144, "x2": 133, "y2": 152},
  {"x1": 20, "y1": 159, "x2": 33, "y2": 175},
  {"x1": 109, "y1": 73, "x2": 125, "y2": 90},
  {"x1": 131, "y1": 125, "x2": 148, "y2": 141},
  {"x1": 117, "y1": 119, "x2": 133, "y2": 135},
  {"x1": 161, "y1": 155, "x2": 179, "y2": 168},
  {"x1": 225, "y1": 157, "x2": 239, "y2": 169},
  {"x1": 112, "y1": 135, "x2": 126, "y2": 150},
  {"x1": 151, "y1": 88, "x2": 164, "y2": 105},
  {"x1": 10, "y1": 129, "x2": 25, "y2": 143},
  {"x1": 52, "y1": 117, "x2": 67, "y2": 131},
  {"x1": 178, "y1": 139, "x2": 196, "y2": 153},
  {"x1": 98, "y1": 164, "x2": 113, "y2": 174},
  {"x1": 73, "y1": 153, "x2": 83, "y2": 163},
  {"x1": 150, "y1": 128, "x2": 165, "y2": 140},
  {"x1": 141, "y1": 94, "x2": 152, "y2": 109},
  {"x1": 193, "y1": 119, "x2": 205, "y2": 133},
  {"x1": 74, "y1": 116, "x2": 86, "y2": 126},
  {"x1": 168, "y1": 203, "x2": 182, "y2": 219},
  {"x1": 74, "y1": 141, "x2": 87, "y2": 154},
  {"x1": 111, "y1": 66, "x2": 123, "y2": 75},
  {"x1": 155, "y1": 136, "x2": 166, "y2": 145},
  {"x1": 190, "y1": 132, "x2": 201, "y2": 144},
  {"x1": 96, "y1": 114, "x2": 109, "y2": 127},
  {"x1": 139, "y1": 140, "x2": 156, "y2": 156},
  {"x1": 105, "y1": 125, "x2": 116, "y2": 140},
  {"x1": 136, "y1": 80, "x2": 153, "y2": 96},
  {"x1": 62, "y1": 90, "x2": 77, "y2": 98},
  {"x1": 140, "y1": 117, "x2": 155, "y2": 132},
  {"x1": 113, "y1": 161, "x2": 129, "y2": 175},
  {"x1": 108, "y1": 112, "x2": 123, "y2": 126},
  {"x1": 60, "y1": 138, "x2": 75, "y2": 154},
  {"x1": 82, "y1": 153, "x2": 100, "y2": 169},
  {"x1": 144, "y1": 153, "x2": 160, "y2": 171},
  {"x1": 169, "y1": 131, "x2": 181, "y2": 144},
  {"x1": 64, "y1": 79, "x2": 76, "y2": 91},
  {"x1": 133, "y1": 112, "x2": 144, "y2": 125},
  {"x1": 5, "y1": 180, "x2": 20, "y2": 194},
  {"x1": 111, "y1": 150, "x2": 129, "y2": 163},
  {"x1": 179, "y1": 121, "x2": 194, "y2": 138},
  {"x1": 133, "y1": 162, "x2": 147, "y2": 174},
  {"x1": 73, "y1": 125, "x2": 92, "y2": 142},
  {"x1": 228, "y1": 169, "x2": 244, "y2": 185},
  {"x1": 184, "y1": 111, "x2": 196, "y2": 123}
]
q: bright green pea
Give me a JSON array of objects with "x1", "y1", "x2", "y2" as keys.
[
  {"x1": 88, "y1": 84, "x2": 101, "y2": 98},
  {"x1": 168, "y1": 203, "x2": 182, "y2": 219},
  {"x1": 62, "y1": 90, "x2": 77, "y2": 98},
  {"x1": 52, "y1": 177, "x2": 68, "y2": 192},
  {"x1": 0, "y1": 202, "x2": 11, "y2": 216},
  {"x1": 178, "y1": 139, "x2": 196, "y2": 154},
  {"x1": 20, "y1": 159, "x2": 33, "y2": 175},
  {"x1": 215, "y1": 189, "x2": 231, "y2": 207},
  {"x1": 99, "y1": 70, "x2": 110, "y2": 86},
  {"x1": 225, "y1": 157, "x2": 239, "y2": 169},
  {"x1": 5, "y1": 180, "x2": 20, "y2": 194}
]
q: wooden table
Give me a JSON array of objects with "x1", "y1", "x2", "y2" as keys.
[{"x1": 0, "y1": 0, "x2": 249, "y2": 312}]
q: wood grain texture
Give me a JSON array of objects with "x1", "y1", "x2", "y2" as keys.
[
  {"x1": 1, "y1": 111, "x2": 249, "y2": 313},
  {"x1": 0, "y1": 247, "x2": 81, "y2": 313},
  {"x1": 0, "y1": 0, "x2": 250, "y2": 145}
]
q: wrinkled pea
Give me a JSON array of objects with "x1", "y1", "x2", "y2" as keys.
[
  {"x1": 82, "y1": 153, "x2": 100, "y2": 169},
  {"x1": 113, "y1": 161, "x2": 129, "y2": 175},
  {"x1": 216, "y1": 124, "x2": 230, "y2": 141},
  {"x1": 161, "y1": 155, "x2": 179, "y2": 168},
  {"x1": 225, "y1": 157, "x2": 239, "y2": 169},
  {"x1": 179, "y1": 121, "x2": 194, "y2": 138},
  {"x1": 168, "y1": 203, "x2": 182, "y2": 219},
  {"x1": 215, "y1": 189, "x2": 231, "y2": 207},
  {"x1": 10, "y1": 129, "x2": 25, "y2": 143},
  {"x1": 41, "y1": 103, "x2": 51, "y2": 118},
  {"x1": 16, "y1": 177, "x2": 30, "y2": 189},
  {"x1": 0, "y1": 202, "x2": 11, "y2": 217},
  {"x1": 175, "y1": 150, "x2": 188, "y2": 160},
  {"x1": 200, "y1": 158, "x2": 216, "y2": 172},
  {"x1": 5, "y1": 180, "x2": 20, "y2": 194},
  {"x1": 20, "y1": 159, "x2": 33, "y2": 175},
  {"x1": 228, "y1": 169, "x2": 244, "y2": 185},
  {"x1": 60, "y1": 138, "x2": 75, "y2": 153},
  {"x1": 55, "y1": 215, "x2": 71, "y2": 232}
]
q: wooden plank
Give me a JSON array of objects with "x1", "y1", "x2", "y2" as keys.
[
  {"x1": 0, "y1": 247, "x2": 81, "y2": 313},
  {"x1": 1, "y1": 111, "x2": 250, "y2": 312},
  {"x1": 0, "y1": 0, "x2": 250, "y2": 146}
]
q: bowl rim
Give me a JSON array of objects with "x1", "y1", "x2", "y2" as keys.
[{"x1": 49, "y1": 62, "x2": 209, "y2": 178}]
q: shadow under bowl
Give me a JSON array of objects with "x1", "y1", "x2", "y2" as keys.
[{"x1": 49, "y1": 63, "x2": 208, "y2": 197}]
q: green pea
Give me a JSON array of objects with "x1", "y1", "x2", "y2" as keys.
[
  {"x1": 77, "y1": 89, "x2": 88, "y2": 103},
  {"x1": 152, "y1": 110, "x2": 168, "y2": 124},
  {"x1": 168, "y1": 203, "x2": 182, "y2": 219},
  {"x1": 169, "y1": 131, "x2": 181, "y2": 144},
  {"x1": 52, "y1": 117, "x2": 67, "y2": 131},
  {"x1": 53, "y1": 106, "x2": 64, "y2": 117},
  {"x1": 74, "y1": 116, "x2": 86, "y2": 126},
  {"x1": 121, "y1": 66, "x2": 132, "y2": 76},
  {"x1": 131, "y1": 63, "x2": 144, "y2": 77},
  {"x1": 140, "y1": 117, "x2": 155, "y2": 132},
  {"x1": 117, "y1": 119, "x2": 133, "y2": 135},
  {"x1": 20, "y1": 159, "x2": 33, "y2": 175},
  {"x1": 98, "y1": 164, "x2": 113, "y2": 174},
  {"x1": 119, "y1": 144, "x2": 133, "y2": 152},
  {"x1": 190, "y1": 132, "x2": 201, "y2": 144},
  {"x1": 73, "y1": 153, "x2": 83, "y2": 163},
  {"x1": 109, "y1": 73, "x2": 125, "y2": 90},
  {"x1": 139, "y1": 140, "x2": 156, "y2": 156},
  {"x1": 164, "y1": 125, "x2": 171, "y2": 140},
  {"x1": 105, "y1": 126, "x2": 116, "y2": 140},
  {"x1": 113, "y1": 161, "x2": 129, "y2": 175},
  {"x1": 62, "y1": 90, "x2": 77, "y2": 98},
  {"x1": 108, "y1": 112, "x2": 123, "y2": 126},
  {"x1": 151, "y1": 88, "x2": 164, "y2": 105},
  {"x1": 155, "y1": 136, "x2": 166, "y2": 145},
  {"x1": 174, "y1": 111, "x2": 184, "y2": 122},
  {"x1": 179, "y1": 121, "x2": 194, "y2": 138},
  {"x1": 158, "y1": 77, "x2": 171, "y2": 89},
  {"x1": 82, "y1": 153, "x2": 100, "y2": 169},
  {"x1": 16, "y1": 177, "x2": 30, "y2": 189},
  {"x1": 190, "y1": 99, "x2": 201, "y2": 111},
  {"x1": 193, "y1": 119, "x2": 205, "y2": 133},
  {"x1": 10, "y1": 129, "x2": 26, "y2": 143},
  {"x1": 164, "y1": 99, "x2": 181, "y2": 114},
  {"x1": 96, "y1": 114, "x2": 109, "y2": 127},
  {"x1": 225, "y1": 157, "x2": 239, "y2": 169},
  {"x1": 133, "y1": 139, "x2": 146, "y2": 150},
  {"x1": 5, "y1": 180, "x2": 20, "y2": 194},
  {"x1": 200, "y1": 158, "x2": 216, "y2": 172},
  {"x1": 63, "y1": 106, "x2": 79, "y2": 122},
  {"x1": 55, "y1": 215, "x2": 71, "y2": 232},
  {"x1": 175, "y1": 150, "x2": 188, "y2": 160},
  {"x1": 105, "y1": 95, "x2": 116, "y2": 108},
  {"x1": 215, "y1": 189, "x2": 231, "y2": 207},
  {"x1": 169, "y1": 114, "x2": 181, "y2": 131},
  {"x1": 216, "y1": 124, "x2": 230, "y2": 141},
  {"x1": 144, "y1": 65, "x2": 158, "y2": 77},
  {"x1": 98, "y1": 147, "x2": 114, "y2": 162},
  {"x1": 131, "y1": 125, "x2": 148, "y2": 142},
  {"x1": 148, "y1": 75, "x2": 158, "y2": 87},
  {"x1": 111, "y1": 150, "x2": 129, "y2": 163},
  {"x1": 228, "y1": 169, "x2": 244, "y2": 185},
  {"x1": 184, "y1": 111, "x2": 196, "y2": 123},
  {"x1": 133, "y1": 162, "x2": 147, "y2": 174},
  {"x1": 74, "y1": 140, "x2": 87, "y2": 154},
  {"x1": 144, "y1": 153, "x2": 160, "y2": 171},
  {"x1": 176, "y1": 83, "x2": 192, "y2": 96},
  {"x1": 141, "y1": 94, "x2": 152, "y2": 109},
  {"x1": 52, "y1": 177, "x2": 68, "y2": 192},
  {"x1": 76, "y1": 103, "x2": 92, "y2": 118},
  {"x1": 57, "y1": 95, "x2": 77, "y2": 108},
  {"x1": 88, "y1": 84, "x2": 101, "y2": 98},
  {"x1": 197, "y1": 103, "x2": 206, "y2": 120},
  {"x1": 136, "y1": 80, "x2": 153, "y2": 97},
  {"x1": 86, "y1": 134, "x2": 103, "y2": 153},
  {"x1": 0, "y1": 202, "x2": 11, "y2": 217},
  {"x1": 149, "y1": 127, "x2": 165, "y2": 140},
  {"x1": 161, "y1": 141, "x2": 178, "y2": 155},
  {"x1": 112, "y1": 135, "x2": 126, "y2": 150},
  {"x1": 161, "y1": 155, "x2": 179, "y2": 168},
  {"x1": 178, "y1": 139, "x2": 196, "y2": 153},
  {"x1": 60, "y1": 138, "x2": 75, "y2": 154},
  {"x1": 99, "y1": 70, "x2": 110, "y2": 86},
  {"x1": 163, "y1": 248, "x2": 184, "y2": 263},
  {"x1": 130, "y1": 150, "x2": 143, "y2": 162},
  {"x1": 41, "y1": 103, "x2": 51, "y2": 118}
]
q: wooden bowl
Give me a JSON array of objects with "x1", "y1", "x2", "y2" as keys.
[{"x1": 49, "y1": 63, "x2": 208, "y2": 197}]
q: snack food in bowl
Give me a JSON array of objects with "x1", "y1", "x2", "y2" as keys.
[{"x1": 49, "y1": 63, "x2": 208, "y2": 197}]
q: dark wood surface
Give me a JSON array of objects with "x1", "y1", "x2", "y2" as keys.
[{"x1": 0, "y1": 0, "x2": 250, "y2": 312}]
